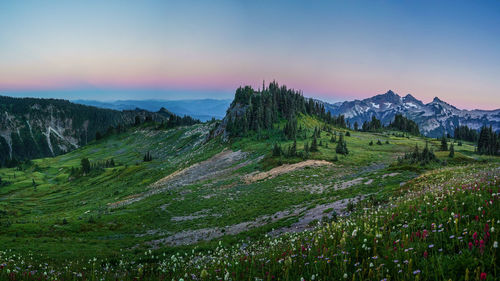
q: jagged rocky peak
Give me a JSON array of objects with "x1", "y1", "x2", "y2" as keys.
[
  {"x1": 432, "y1": 96, "x2": 444, "y2": 103},
  {"x1": 370, "y1": 90, "x2": 401, "y2": 104},
  {"x1": 403, "y1": 94, "x2": 419, "y2": 102}
]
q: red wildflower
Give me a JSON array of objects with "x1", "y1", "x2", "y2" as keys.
[
  {"x1": 480, "y1": 272, "x2": 487, "y2": 280},
  {"x1": 423, "y1": 251, "x2": 428, "y2": 258}
]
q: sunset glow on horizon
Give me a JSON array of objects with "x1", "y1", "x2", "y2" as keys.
[{"x1": 1, "y1": 0, "x2": 499, "y2": 110}]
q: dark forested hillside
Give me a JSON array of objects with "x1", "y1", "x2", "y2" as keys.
[
  {"x1": 0, "y1": 95, "x2": 171, "y2": 166},
  {"x1": 387, "y1": 114, "x2": 420, "y2": 135},
  {"x1": 218, "y1": 81, "x2": 346, "y2": 139}
]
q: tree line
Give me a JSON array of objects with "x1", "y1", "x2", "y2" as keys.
[{"x1": 359, "y1": 114, "x2": 420, "y2": 135}]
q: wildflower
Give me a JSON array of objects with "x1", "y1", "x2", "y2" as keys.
[
  {"x1": 494, "y1": 241, "x2": 498, "y2": 248},
  {"x1": 429, "y1": 244, "x2": 434, "y2": 248},
  {"x1": 480, "y1": 272, "x2": 487, "y2": 280},
  {"x1": 343, "y1": 273, "x2": 348, "y2": 279},
  {"x1": 413, "y1": 269, "x2": 421, "y2": 275}
]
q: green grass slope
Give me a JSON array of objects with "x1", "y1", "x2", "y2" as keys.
[{"x1": 0, "y1": 114, "x2": 498, "y2": 280}]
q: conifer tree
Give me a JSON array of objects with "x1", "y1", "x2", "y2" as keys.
[
  {"x1": 81, "y1": 158, "x2": 91, "y2": 174},
  {"x1": 440, "y1": 134, "x2": 448, "y2": 151},
  {"x1": 336, "y1": 133, "x2": 348, "y2": 155},
  {"x1": 449, "y1": 142, "x2": 455, "y2": 158},
  {"x1": 290, "y1": 140, "x2": 297, "y2": 157},
  {"x1": 311, "y1": 135, "x2": 319, "y2": 152},
  {"x1": 272, "y1": 143, "x2": 282, "y2": 157}
]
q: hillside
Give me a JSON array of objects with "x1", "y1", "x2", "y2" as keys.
[
  {"x1": 0, "y1": 95, "x2": 173, "y2": 166},
  {"x1": 325, "y1": 90, "x2": 500, "y2": 137},
  {"x1": 0, "y1": 85, "x2": 498, "y2": 280}
]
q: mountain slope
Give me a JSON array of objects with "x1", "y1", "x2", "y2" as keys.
[
  {"x1": 0, "y1": 95, "x2": 170, "y2": 165},
  {"x1": 325, "y1": 90, "x2": 500, "y2": 137}
]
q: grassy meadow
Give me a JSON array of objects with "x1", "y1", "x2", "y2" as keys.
[{"x1": 0, "y1": 115, "x2": 498, "y2": 280}]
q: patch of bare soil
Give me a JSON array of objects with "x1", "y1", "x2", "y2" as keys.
[
  {"x1": 145, "y1": 195, "x2": 366, "y2": 247},
  {"x1": 146, "y1": 207, "x2": 304, "y2": 247},
  {"x1": 243, "y1": 160, "x2": 332, "y2": 184},
  {"x1": 108, "y1": 149, "x2": 254, "y2": 208},
  {"x1": 333, "y1": 177, "x2": 365, "y2": 190},
  {"x1": 382, "y1": 172, "x2": 400, "y2": 178},
  {"x1": 269, "y1": 195, "x2": 366, "y2": 236}
]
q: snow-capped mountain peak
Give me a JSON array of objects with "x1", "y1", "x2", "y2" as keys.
[{"x1": 323, "y1": 90, "x2": 499, "y2": 137}]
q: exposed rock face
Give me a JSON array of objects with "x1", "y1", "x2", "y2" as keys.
[
  {"x1": 0, "y1": 95, "x2": 170, "y2": 164},
  {"x1": 324, "y1": 90, "x2": 500, "y2": 137}
]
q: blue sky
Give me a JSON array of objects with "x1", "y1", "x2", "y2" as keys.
[{"x1": 0, "y1": 0, "x2": 499, "y2": 109}]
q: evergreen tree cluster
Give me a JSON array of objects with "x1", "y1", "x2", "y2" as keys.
[
  {"x1": 454, "y1": 125, "x2": 478, "y2": 142},
  {"x1": 94, "y1": 113, "x2": 200, "y2": 143},
  {"x1": 387, "y1": 114, "x2": 420, "y2": 135},
  {"x1": 398, "y1": 142, "x2": 437, "y2": 166},
  {"x1": 225, "y1": 82, "x2": 346, "y2": 138},
  {"x1": 272, "y1": 140, "x2": 300, "y2": 158},
  {"x1": 361, "y1": 116, "x2": 383, "y2": 132},
  {"x1": 158, "y1": 114, "x2": 199, "y2": 129},
  {"x1": 477, "y1": 126, "x2": 500, "y2": 155},
  {"x1": 72, "y1": 157, "x2": 116, "y2": 177}
]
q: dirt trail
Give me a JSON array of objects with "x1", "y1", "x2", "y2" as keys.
[
  {"x1": 269, "y1": 195, "x2": 366, "y2": 236},
  {"x1": 146, "y1": 195, "x2": 365, "y2": 247},
  {"x1": 243, "y1": 160, "x2": 332, "y2": 184},
  {"x1": 108, "y1": 149, "x2": 252, "y2": 208},
  {"x1": 147, "y1": 207, "x2": 304, "y2": 247}
]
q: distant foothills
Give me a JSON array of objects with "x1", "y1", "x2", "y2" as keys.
[
  {"x1": 72, "y1": 99, "x2": 232, "y2": 122},
  {"x1": 0, "y1": 85, "x2": 498, "y2": 164},
  {"x1": 72, "y1": 90, "x2": 499, "y2": 138}
]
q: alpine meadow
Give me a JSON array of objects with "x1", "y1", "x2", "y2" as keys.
[{"x1": 0, "y1": 1, "x2": 499, "y2": 281}]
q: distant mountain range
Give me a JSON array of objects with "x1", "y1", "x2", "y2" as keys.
[
  {"x1": 1, "y1": 90, "x2": 498, "y2": 164},
  {"x1": 73, "y1": 99, "x2": 232, "y2": 121},
  {"x1": 324, "y1": 90, "x2": 500, "y2": 137}
]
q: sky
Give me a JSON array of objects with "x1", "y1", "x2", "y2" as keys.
[{"x1": 0, "y1": 0, "x2": 499, "y2": 109}]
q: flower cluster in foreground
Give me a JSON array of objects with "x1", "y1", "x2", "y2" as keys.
[{"x1": 0, "y1": 164, "x2": 498, "y2": 280}]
